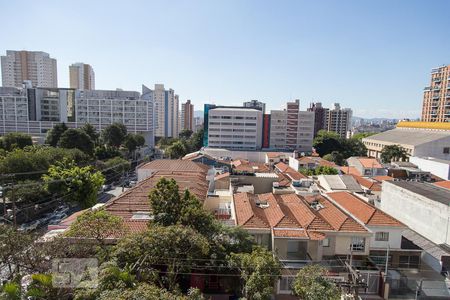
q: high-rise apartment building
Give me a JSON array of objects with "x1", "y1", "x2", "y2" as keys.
[
  {"x1": 307, "y1": 102, "x2": 329, "y2": 137},
  {"x1": 181, "y1": 100, "x2": 194, "y2": 131},
  {"x1": 69, "y1": 63, "x2": 95, "y2": 90},
  {"x1": 243, "y1": 100, "x2": 266, "y2": 114},
  {"x1": 421, "y1": 64, "x2": 450, "y2": 122},
  {"x1": 269, "y1": 100, "x2": 315, "y2": 152},
  {"x1": 327, "y1": 103, "x2": 352, "y2": 138},
  {"x1": 1, "y1": 50, "x2": 57, "y2": 88},
  {"x1": 204, "y1": 104, "x2": 263, "y2": 150},
  {"x1": 152, "y1": 84, "x2": 179, "y2": 138},
  {"x1": 0, "y1": 86, "x2": 154, "y2": 146}
]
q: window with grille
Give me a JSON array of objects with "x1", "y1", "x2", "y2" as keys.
[
  {"x1": 375, "y1": 232, "x2": 389, "y2": 242},
  {"x1": 350, "y1": 237, "x2": 365, "y2": 252}
]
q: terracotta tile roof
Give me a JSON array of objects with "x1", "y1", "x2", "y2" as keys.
[
  {"x1": 104, "y1": 170, "x2": 209, "y2": 221},
  {"x1": 214, "y1": 172, "x2": 230, "y2": 181},
  {"x1": 273, "y1": 229, "x2": 308, "y2": 238},
  {"x1": 434, "y1": 181, "x2": 450, "y2": 190},
  {"x1": 274, "y1": 162, "x2": 307, "y2": 181},
  {"x1": 357, "y1": 157, "x2": 383, "y2": 169},
  {"x1": 373, "y1": 175, "x2": 394, "y2": 182},
  {"x1": 326, "y1": 191, "x2": 405, "y2": 227},
  {"x1": 350, "y1": 175, "x2": 382, "y2": 192},
  {"x1": 138, "y1": 159, "x2": 210, "y2": 173},
  {"x1": 123, "y1": 220, "x2": 149, "y2": 234},
  {"x1": 308, "y1": 231, "x2": 326, "y2": 241},
  {"x1": 274, "y1": 162, "x2": 290, "y2": 173},
  {"x1": 277, "y1": 173, "x2": 291, "y2": 187},
  {"x1": 303, "y1": 195, "x2": 366, "y2": 232},
  {"x1": 340, "y1": 166, "x2": 362, "y2": 176},
  {"x1": 266, "y1": 152, "x2": 286, "y2": 159},
  {"x1": 233, "y1": 193, "x2": 270, "y2": 229}
]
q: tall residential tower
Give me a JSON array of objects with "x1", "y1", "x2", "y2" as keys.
[
  {"x1": 422, "y1": 64, "x2": 450, "y2": 122},
  {"x1": 1, "y1": 50, "x2": 58, "y2": 88},
  {"x1": 181, "y1": 100, "x2": 194, "y2": 131},
  {"x1": 327, "y1": 103, "x2": 352, "y2": 138},
  {"x1": 69, "y1": 63, "x2": 95, "y2": 90}
]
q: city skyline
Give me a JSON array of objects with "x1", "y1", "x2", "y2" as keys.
[{"x1": 1, "y1": 0, "x2": 450, "y2": 118}]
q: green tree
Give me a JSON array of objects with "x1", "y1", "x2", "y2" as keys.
[
  {"x1": 229, "y1": 247, "x2": 281, "y2": 300},
  {"x1": 380, "y1": 144, "x2": 409, "y2": 163},
  {"x1": 341, "y1": 138, "x2": 367, "y2": 158},
  {"x1": 179, "y1": 129, "x2": 193, "y2": 140},
  {"x1": 1, "y1": 132, "x2": 33, "y2": 151},
  {"x1": 66, "y1": 209, "x2": 125, "y2": 258},
  {"x1": 114, "y1": 225, "x2": 210, "y2": 291},
  {"x1": 5, "y1": 180, "x2": 50, "y2": 206},
  {"x1": 314, "y1": 165, "x2": 339, "y2": 175},
  {"x1": 102, "y1": 123, "x2": 127, "y2": 147},
  {"x1": 58, "y1": 128, "x2": 94, "y2": 155},
  {"x1": 94, "y1": 145, "x2": 122, "y2": 160},
  {"x1": 299, "y1": 168, "x2": 314, "y2": 176},
  {"x1": 80, "y1": 123, "x2": 100, "y2": 145},
  {"x1": 156, "y1": 137, "x2": 176, "y2": 149},
  {"x1": 165, "y1": 140, "x2": 188, "y2": 159},
  {"x1": 189, "y1": 128, "x2": 204, "y2": 151},
  {"x1": 0, "y1": 224, "x2": 34, "y2": 278},
  {"x1": 292, "y1": 264, "x2": 340, "y2": 300},
  {"x1": 26, "y1": 273, "x2": 60, "y2": 300},
  {"x1": 323, "y1": 151, "x2": 345, "y2": 166},
  {"x1": 43, "y1": 160, "x2": 105, "y2": 208},
  {"x1": 45, "y1": 123, "x2": 68, "y2": 146},
  {"x1": 134, "y1": 134, "x2": 145, "y2": 147},
  {"x1": 149, "y1": 178, "x2": 183, "y2": 226},
  {"x1": 123, "y1": 133, "x2": 138, "y2": 154},
  {"x1": 313, "y1": 130, "x2": 343, "y2": 157},
  {"x1": 100, "y1": 157, "x2": 131, "y2": 182}
]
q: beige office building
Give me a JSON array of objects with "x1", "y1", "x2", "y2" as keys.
[
  {"x1": 69, "y1": 63, "x2": 95, "y2": 90},
  {"x1": 422, "y1": 64, "x2": 450, "y2": 122},
  {"x1": 327, "y1": 103, "x2": 352, "y2": 138},
  {"x1": 1, "y1": 50, "x2": 57, "y2": 88}
]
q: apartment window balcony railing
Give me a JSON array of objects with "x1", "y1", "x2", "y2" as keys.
[
  {"x1": 432, "y1": 95, "x2": 440, "y2": 100},
  {"x1": 424, "y1": 87, "x2": 431, "y2": 91},
  {"x1": 433, "y1": 77, "x2": 442, "y2": 82}
]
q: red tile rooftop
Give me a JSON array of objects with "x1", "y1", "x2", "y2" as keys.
[
  {"x1": 350, "y1": 174, "x2": 381, "y2": 192},
  {"x1": 266, "y1": 152, "x2": 287, "y2": 159},
  {"x1": 326, "y1": 191, "x2": 405, "y2": 227},
  {"x1": 340, "y1": 166, "x2": 362, "y2": 176},
  {"x1": 274, "y1": 162, "x2": 307, "y2": 180},
  {"x1": 357, "y1": 157, "x2": 383, "y2": 169},
  {"x1": 372, "y1": 175, "x2": 394, "y2": 182},
  {"x1": 434, "y1": 181, "x2": 450, "y2": 190},
  {"x1": 214, "y1": 172, "x2": 230, "y2": 181}
]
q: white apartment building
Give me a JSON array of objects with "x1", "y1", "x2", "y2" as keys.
[
  {"x1": 0, "y1": 86, "x2": 155, "y2": 146},
  {"x1": 69, "y1": 63, "x2": 95, "y2": 90},
  {"x1": 327, "y1": 103, "x2": 352, "y2": 138},
  {"x1": 152, "y1": 84, "x2": 179, "y2": 138},
  {"x1": 205, "y1": 106, "x2": 263, "y2": 150},
  {"x1": 1, "y1": 50, "x2": 58, "y2": 88},
  {"x1": 269, "y1": 100, "x2": 315, "y2": 152}
]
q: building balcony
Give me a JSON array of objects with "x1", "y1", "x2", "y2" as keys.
[
  {"x1": 432, "y1": 95, "x2": 440, "y2": 100},
  {"x1": 424, "y1": 86, "x2": 431, "y2": 91},
  {"x1": 433, "y1": 77, "x2": 442, "y2": 82}
]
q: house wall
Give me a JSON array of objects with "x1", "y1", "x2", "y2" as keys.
[
  {"x1": 334, "y1": 234, "x2": 371, "y2": 256},
  {"x1": 368, "y1": 226, "x2": 403, "y2": 250},
  {"x1": 273, "y1": 238, "x2": 309, "y2": 260},
  {"x1": 381, "y1": 182, "x2": 450, "y2": 246}
]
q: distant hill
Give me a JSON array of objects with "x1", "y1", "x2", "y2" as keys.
[{"x1": 194, "y1": 110, "x2": 204, "y2": 118}]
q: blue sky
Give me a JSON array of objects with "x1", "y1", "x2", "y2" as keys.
[{"x1": 1, "y1": 0, "x2": 449, "y2": 118}]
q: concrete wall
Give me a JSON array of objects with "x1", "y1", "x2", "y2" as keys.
[
  {"x1": 203, "y1": 148, "x2": 292, "y2": 163},
  {"x1": 232, "y1": 175, "x2": 279, "y2": 194},
  {"x1": 381, "y1": 182, "x2": 450, "y2": 246},
  {"x1": 334, "y1": 234, "x2": 370, "y2": 256},
  {"x1": 409, "y1": 156, "x2": 450, "y2": 180},
  {"x1": 415, "y1": 137, "x2": 450, "y2": 161}
]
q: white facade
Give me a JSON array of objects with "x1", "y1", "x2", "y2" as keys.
[
  {"x1": 327, "y1": 103, "x2": 352, "y2": 138},
  {"x1": 409, "y1": 157, "x2": 450, "y2": 180},
  {"x1": 152, "y1": 84, "x2": 179, "y2": 138},
  {"x1": 269, "y1": 100, "x2": 315, "y2": 152},
  {"x1": 0, "y1": 86, "x2": 155, "y2": 147},
  {"x1": 69, "y1": 63, "x2": 95, "y2": 90},
  {"x1": 1, "y1": 50, "x2": 57, "y2": 88},
  {"x1": 381, "y1": 181, "x2": 450, "y2": 246},
  {"x1": 206, "y1": 107, "x2": 263, "y2": 150}
]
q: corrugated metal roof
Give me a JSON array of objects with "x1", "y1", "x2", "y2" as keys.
[
  {"x1": 387, "y1": 181, "x2": 450, "y2": 205},
  {"x1": 363, "y1": 128, "x2": 450, "y2": 146}
]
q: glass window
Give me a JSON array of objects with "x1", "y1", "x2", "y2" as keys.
[
  {"x1": 350, "y1": 237, "x2": 365, "y2": 252},
  {"x1": 322, "y1": 238, "x2": 330, "y2": 247},
  {"x1": 375, "y1": 232, "x2": 389, "y2": 242}
]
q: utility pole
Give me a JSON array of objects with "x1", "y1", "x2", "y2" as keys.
[
  {"x1": 11, "y1": 183, "x2": 17, "y2": 227},
  {"x1": 384, "y1": 243, "x2": 390, "y2": 282}
]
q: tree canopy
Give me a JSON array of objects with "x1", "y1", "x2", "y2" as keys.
[
  {"x1": 292, "y1": 264, "x2": 340, "y2": 300},
  {"x1": 58, "y1": 128, "x2": 94, "y2": 155},
  {"x1": 0, "y1": 132, "x2": 33, "y2": 151},
  {"x1": 43, "y1": 159, "x2": 105, "y2": 208},
  {"x1": 102, "y1": 123, "x2": 127, "y2": 147},
  {"x1": 380, "y1": 144, "x2": 409, "y2": 163},
  {"x1": 80, "y1": 123, "x2": 100, "y2": 145},
  {"x1": 45, "y1": 123, "x2": 68, "y2": 147}
]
